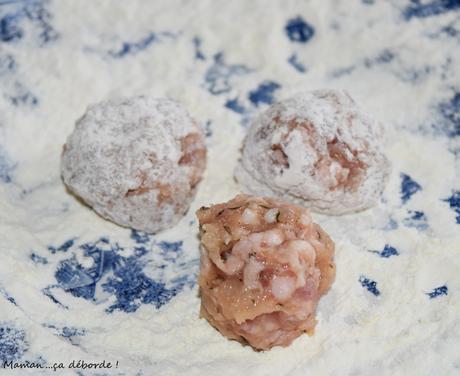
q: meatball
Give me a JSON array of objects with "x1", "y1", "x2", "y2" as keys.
[
  {"x1": 235, "y1": 90, "x2": 391, "y2": 215},
  {"x1": 197, "y1": 194, "x2": 335, "y2": 350},
  {"x1": 61, "y1": 96, "x2": 206, "y2": 233}
]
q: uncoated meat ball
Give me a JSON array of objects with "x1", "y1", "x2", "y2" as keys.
[{"x1": 197, "y1": 194, "x2": 335, "y2": 350}]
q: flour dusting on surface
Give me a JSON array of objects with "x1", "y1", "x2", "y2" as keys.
[{"x1": 0, "y1": 1, "x2": 459, "y2": 375}]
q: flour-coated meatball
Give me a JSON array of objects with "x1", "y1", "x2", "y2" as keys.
[
  {"x1": 61, "y1": 96, "x2": 206, "y2": 233},
  {"x1": 235, "y1": 90, "x2": 390, "y2": 214}
]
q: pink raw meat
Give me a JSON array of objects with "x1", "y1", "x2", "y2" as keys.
[{"x1": 197, "y1": 194, "x2": 335, "y2": 350}]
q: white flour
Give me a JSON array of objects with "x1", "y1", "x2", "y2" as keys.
[{"x1": 0, "y1": 1, "x2": 459, "y2": 375}]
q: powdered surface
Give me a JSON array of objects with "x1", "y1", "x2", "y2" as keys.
[{"x1": 0, "y1": 1, "x2": 459, "y2": 375}]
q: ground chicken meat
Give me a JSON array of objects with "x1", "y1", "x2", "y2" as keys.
[{"x1": 197, "y1": 194, "x2": 335, "y2": 350}]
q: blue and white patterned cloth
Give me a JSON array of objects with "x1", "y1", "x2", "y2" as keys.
[{"x1": 0, "y1": 1, "x2": 459, "y2": 375}]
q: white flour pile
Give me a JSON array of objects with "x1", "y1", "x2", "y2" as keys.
[{"x1": 0, "y1": 1, "x2": 459, "y2": 375}]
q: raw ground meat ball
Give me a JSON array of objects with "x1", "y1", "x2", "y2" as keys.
[
  {"x1": 61, "y1": 96, "x2": 206, "y2": 233},
  {"x1": 235, "y1": 90, "x2": 391, "y2": 215},
  {"x1": 197, "y1": 194, "x2": 335, "y2": 350}
]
